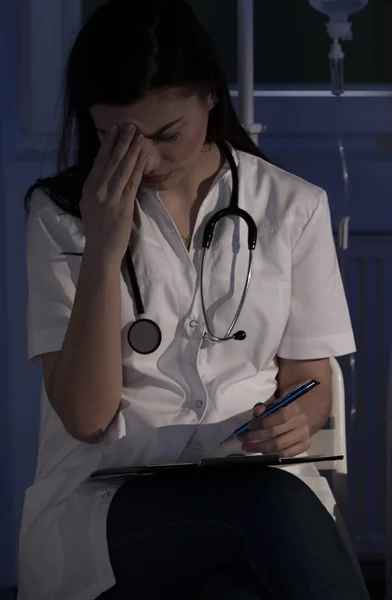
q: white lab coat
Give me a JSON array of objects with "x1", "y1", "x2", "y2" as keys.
[{"x1": 18, "y1": 148, "x2": 356, "y2": 600}]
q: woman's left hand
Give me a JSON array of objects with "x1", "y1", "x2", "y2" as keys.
[{"x1": 238, "y1": 401, "x2": 311, "y2": 458}]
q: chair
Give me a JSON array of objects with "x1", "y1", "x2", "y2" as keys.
[
  {"x1": 310, "y1": 357, "x2": 348, "y2": 519},
  {"x1": 386, "y1": 354, "x2": 392, "y2": 600}
]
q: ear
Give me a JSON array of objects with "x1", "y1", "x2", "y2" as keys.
[{"x1": 206, "y1": 93, "x2": 217, "y2": 111}]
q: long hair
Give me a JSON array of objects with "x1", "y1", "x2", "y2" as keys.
[{"x1": 25, "y1": 0, "x2": 272, "y2": 219}]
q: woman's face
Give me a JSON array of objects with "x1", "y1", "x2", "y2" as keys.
[{"x1": 90, "y1": 89, "x2": 215, "y2": 191}]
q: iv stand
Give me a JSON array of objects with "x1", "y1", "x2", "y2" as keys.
[{"x1": 237, "y1": 0, "x2": 265, "y2": 145}]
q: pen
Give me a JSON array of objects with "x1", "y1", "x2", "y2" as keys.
[{"x1": 219, "y1": 378, "x2": 320, "y2": 446}]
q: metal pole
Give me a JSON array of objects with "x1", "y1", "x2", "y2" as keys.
[
  {"x1": 237, "y1": 0, "x2": 254, "y2": 128},
  {"x1": 237, "y1": 0, "x2": 262, "y2": 145},
  {"x1": 387, "y1": 355, "x2": 392, "y2": 600}
]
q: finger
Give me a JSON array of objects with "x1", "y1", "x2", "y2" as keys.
[
  {"x1": 253, "y1": 403, "x2": 266, "y2": 418},
  {"x1": 277, "y1": 441, "x2": 311, "y2": 459},
  {"x1": 253, "y1": 402, "x2": 301, "y2": 430},
  {"x1": 243, "y1": 424, "x2": 309, "y2": 453},
  {"x1": 245, "y1": 410, "x2": 307, "y2": 440},
  {"x1": 241, "y1": 416, "x2": 297, "y2": 443},
  {"x1": 100, "y1": 124, "x2": 138, "y2": 187},
  {"x1": 240, "y1": 424, "x2": 310, "y2": 455},
  {"x1": 241, "y1": 422, "x2": 293, "y2": 443},
  {"x1": 85, "y1": 125, "x2": 119, "y2": 188},
  {"x1": 120, "y1": 151, "x2": 147, "y2": 206},
  {"x1": 107, "y1": 133, "x2": 145, "y2": 201},
  {"x1": 244, "y1": 404, "x2": 266, "y2": 431}
]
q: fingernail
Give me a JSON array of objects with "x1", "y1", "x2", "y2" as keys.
[{"x1": 125, "y1": 124, "x2": 135, "y2": 133}]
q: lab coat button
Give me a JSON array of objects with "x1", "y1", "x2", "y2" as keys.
[
  {"x1": 196, "y1": 401, "x2": 203, "y2": 408},
  {"x1": 189, "y1": 320, "x2": 198, "y2": 328}
]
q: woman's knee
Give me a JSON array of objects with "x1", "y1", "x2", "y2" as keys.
[{"x1": 246, "y1": 467, "x2": 332, "y2": 516}]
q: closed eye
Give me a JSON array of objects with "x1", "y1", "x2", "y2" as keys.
[{"x1": 149, "y1": 132, "x2": 181, "y2": 145}]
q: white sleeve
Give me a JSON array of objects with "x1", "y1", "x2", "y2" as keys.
[
  {"x1": 26, "y1": 189, "x2": 84, "y2": 362},
  {"x1": 27, "y1": 190, "x2": 130, "y2": 443},
  {"x1": 278, "y1": 191, "x2": 356, "y2": 360}
]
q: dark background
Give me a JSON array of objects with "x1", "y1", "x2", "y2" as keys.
[{"x1": 84, "y1": 0, "x2": 392, "y2": 84}]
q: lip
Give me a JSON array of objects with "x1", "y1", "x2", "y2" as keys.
[{"x1": 143, "y1": 171, "x2": 173, "y2": 184}]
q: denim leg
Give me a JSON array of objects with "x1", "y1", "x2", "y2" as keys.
[
  {"x1": 103, "y1": 467, "x2": 370, "y2": 600},
  {"x1": 199, "y1": 567, "x2": 266, "y2": 600},
  {"x1": 107, "y1": 520, "x2": 268, "y2": 599}
]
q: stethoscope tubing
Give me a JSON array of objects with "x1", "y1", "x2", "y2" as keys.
[{"x1": 126, "y1": 141, "x2": 258, "y2": 353}]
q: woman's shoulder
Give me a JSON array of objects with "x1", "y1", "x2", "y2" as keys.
[
  {"x1": 26, "y1": 167, "x2": 83, "y2": 219},
  {"x1": 28, "y1": 186, "x2": 61, "y2": 220},
  {"x1": 237, "y1": 149, "x2": 327, "y2": 224},
  {"x1": 26, "y1": 172, "x2": 85, "y2": 250}
]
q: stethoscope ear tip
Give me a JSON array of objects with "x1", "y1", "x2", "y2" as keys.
[{"x1": 233, "y1": 330, "x2": 246, "y2": 341}]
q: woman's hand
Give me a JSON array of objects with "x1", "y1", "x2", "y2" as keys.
[
  {"x1": 238, "y1": 401, "x2": 311, "y2": 458},
  {"x1": 80, "y1": 124, "x2": 147, "y2": 266}
]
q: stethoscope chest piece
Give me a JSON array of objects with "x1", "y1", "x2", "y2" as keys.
[{"x1": 127, "y1": 318, "x2": 162, "y2": 355}]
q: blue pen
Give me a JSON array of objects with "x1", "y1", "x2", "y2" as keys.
[{"x1": 219, "y1": 378, "x2": 320, "y2": 446}]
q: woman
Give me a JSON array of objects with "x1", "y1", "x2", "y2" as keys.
[{"x1": 19, "y1": 1, "x2": 370, "y2": 599}]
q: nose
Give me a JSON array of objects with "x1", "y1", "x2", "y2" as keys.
[{"x1": 141, "y1": 138, "x2": 160, "y2": 175}]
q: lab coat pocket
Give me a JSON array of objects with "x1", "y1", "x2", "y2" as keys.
[
  {"x1": 206, "y1": 230, "x2": 291, "y2": 359},
  {"x1": 18, "y1": 477, "x2": 65, "y2": 600},
  {"x1": 203, "y1": 269, "x2": 290, "y2": 370},
  {"x1": 208, "y1": 231, "x2": 252, "y2": 278}
]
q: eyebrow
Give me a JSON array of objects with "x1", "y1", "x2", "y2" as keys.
[{"x1": 96, "y1": 117, "x2": 182, "y2": 138}]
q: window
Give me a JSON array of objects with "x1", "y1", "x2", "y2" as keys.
[{"x1": 83, "y1": 0, "x2": 392, "y2": 84}]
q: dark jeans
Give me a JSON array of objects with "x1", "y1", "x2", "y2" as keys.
[{"x1": 98, "y1": 467, "x2": 369, "y2": 599}]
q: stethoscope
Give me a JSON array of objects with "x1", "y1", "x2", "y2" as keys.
[{"x1": 126, "y1": 142, "x2": 258, "y2": 355}]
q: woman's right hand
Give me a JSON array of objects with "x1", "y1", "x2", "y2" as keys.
[{"x1": 80, "y1": 124, "x2": 147, "y2": 266}]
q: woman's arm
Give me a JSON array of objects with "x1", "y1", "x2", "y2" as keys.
[
  {"x1": 36, "y1": 125, "x2": 146, "y2": 444},
  {"x1": 239, "y1": 357, "x2": 332, "y2": 457},
  {"x1": 239, "y1": 192, "x2": 354, "y2": 458},
  {"x1": 43, "y1": 250, "x2": 123, "y2": 443},
  {"x1": 276, "y1": 357, "x2": 332, "y2": 436}
]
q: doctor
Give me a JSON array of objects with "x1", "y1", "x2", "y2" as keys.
[{"x1": 19, "y1": 0, "x2": 370, "y2": 599}]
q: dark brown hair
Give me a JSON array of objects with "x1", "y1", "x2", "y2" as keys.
[{"x1": 25, "y1": 0, "x2": 272, "y2": 219}]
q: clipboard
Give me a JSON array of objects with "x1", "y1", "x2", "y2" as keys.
[{"x1": 90, "y1": 454, "x2": 344, "y2": 481}]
